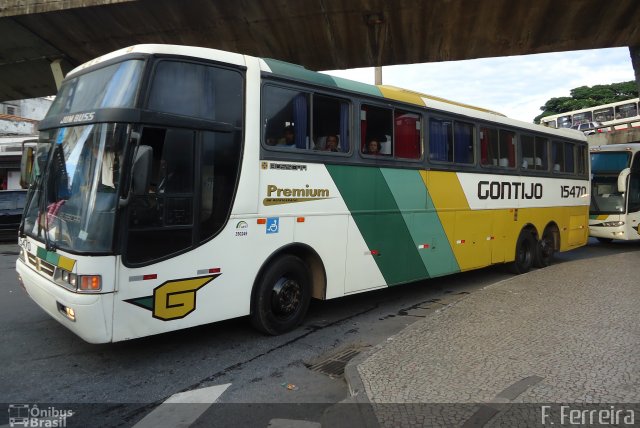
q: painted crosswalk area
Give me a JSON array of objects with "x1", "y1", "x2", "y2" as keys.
[{"x1": 133, "y1": 383, "x2": 231, "y2": 428}]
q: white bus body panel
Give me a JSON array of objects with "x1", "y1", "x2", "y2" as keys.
[
  {"x1": 589, "y1": 213, "x2": 640, "y2": 241},
  {"x1": 16, "y1": 238, "x2": 117, "y2": 343}
]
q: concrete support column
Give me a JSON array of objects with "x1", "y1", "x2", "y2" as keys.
[
  {"x1": 374, "y1": 66, "x2": 382, "y2": 85},
  {"x1": 50, "y1": 58, "x2": 64, "y2": 90},
  {"x1": 629, "y1": 46, "x2": 640, "y2": 96}
]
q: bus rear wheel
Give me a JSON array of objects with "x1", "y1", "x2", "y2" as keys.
[
  {"x1": 510, "y1": 230, "x2": 535, "y2": 274},
  {"x1": 251, "y1": 254, "x2": 311, "y2": 335},
  {"x1": 534, "y1": 227, "x2": 557, "y2": 268}
]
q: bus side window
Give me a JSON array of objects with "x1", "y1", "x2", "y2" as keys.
[
  {"x1": 480, "y1": 127, "x2": 498, "y2": 167},
  {"x1": 552, "y1": 141, "x2": 564, "y2": 172},
  {"x1": 429, "y1": 118, "x2": 452, "y2": 162},
  {"x1": 262, "y1": 86, "x2": 310, "y2": 149},
  {"x1": 361, "y1": 104, "x2": 392, "y2": 156},
  {"x1": 498, "y1": 130, "x2": 516, "y2": 168},
  {"x1": 535, "y1": 137, "x2": 549, "y2": 171},
  {"x1": 395, "y1": 110, "x2": 421, "y2": 159},
  {"x1": 430, "y1": 119, "x2": 474, "y2": 164},
  {"x1": 521, "y1": 134, "x2": 548, "y2": 171},
  {"x1": 552, "y1": 141, "x2": 574, "y2": 173},
  {"x1": 453, "y1": 121, "x2": 474, "y2": 164},
  {"x1": 312, "y1": 95, "x2": 350, "y2": 153},
  {"x1": 576, "y1": 144, "x2": 588, "y2": 175},
  {"x1": 520, "y1": 134, "x2": 535, "y2": 169}
]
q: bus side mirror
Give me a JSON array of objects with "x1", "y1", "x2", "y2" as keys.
[
  {"x1": 618, "y1": 168, "x2": 630, "y2": 193},
  {"x1": 20, "y1": 147, "x2": 35, "y2": 189},
  {"x1": 132, "y1": 145, "x2": 152, "y2": 196}
]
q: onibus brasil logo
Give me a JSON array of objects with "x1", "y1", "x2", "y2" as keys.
[
  {"x1": 8, "y1": 404, "x2": 74, "y2": 427},
  {"x1": 125, "y1": 274, "x2": 220, "y2": 321}
]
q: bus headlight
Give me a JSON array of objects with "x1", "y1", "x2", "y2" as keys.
[
  {"x1": 602, "y1": 221, "x2": 625, "y2": 227},
  {"x1": 54, "y1": 269, "x2": 92, "y2": 292}
]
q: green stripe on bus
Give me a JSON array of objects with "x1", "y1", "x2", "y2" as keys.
[
  {"x1": 380, "y1": 169, "x2": 460, "y2": 277},
  {"x1": 327, "y1": 165, "x2": 429, "y2": 285},
  {"x1": 262, "y1": 58, "x2": 382, "y2": 97}
]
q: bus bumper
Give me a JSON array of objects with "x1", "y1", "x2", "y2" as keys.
[
  {"x1": 16, "y1": 259, "x2": 113, "y2": 344},
  {"x1": 588, "y1": 225, "x2": 626, "y2": 240}
]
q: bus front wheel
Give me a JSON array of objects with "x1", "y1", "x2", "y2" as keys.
[
  {"x1": 251, "y1": 255, "x2": 311, "y2": 335},
  {"x1": 510, "y1": 230, "x2": 535, "y2": 274}
]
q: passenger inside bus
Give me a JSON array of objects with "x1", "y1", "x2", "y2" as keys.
[
  {"x1": 276, "y1": 126, "x2": 296, "y2": 147},
  {"x1": 366, "y1": 138, "x2": 381, "y2": 155},
  {"x1": 324, "y1": 135, "x2": 339, "y2": 152}
]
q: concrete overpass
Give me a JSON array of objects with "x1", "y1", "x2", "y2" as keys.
[{"x1": 1, "y1": 0, "x2": 640, "y2": 101}]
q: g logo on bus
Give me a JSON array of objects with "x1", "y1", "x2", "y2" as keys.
[{"x1": 125, "y1": 275, "x2": 220, "y2": 321}]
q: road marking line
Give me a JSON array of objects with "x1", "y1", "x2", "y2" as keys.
[{"x1": 133, "y1": 383, "x2": 231, "y2": 428}]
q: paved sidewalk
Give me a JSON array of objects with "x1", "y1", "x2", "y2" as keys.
[{"x1": 343, "y1": 251, "x2": 640, "y2": 427}]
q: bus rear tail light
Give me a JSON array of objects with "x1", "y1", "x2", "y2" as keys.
[{"x1": 79, "y1": 275, "x2": 102, "y2": 292}]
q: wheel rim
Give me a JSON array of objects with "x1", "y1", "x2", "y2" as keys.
[
  {"x1": 270, "y1": 277, "x2": 302, "y2": 320},
  {"x1": 540, "y1": 234, "x2": 553, "y2": 259},
  {"x1": 517, "y1": 238, "x2": 532, "y2": 266}
]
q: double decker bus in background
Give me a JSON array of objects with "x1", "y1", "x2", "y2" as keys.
[
  {"x1": 589, "y1": 143, "x2": 640, "y2": 242},
  {"x1": 540, "y1": 98, "x2": 640, "y2": 131},
  {"x1": 17, "y1": 44, "x2": 590, "y2": 343}
]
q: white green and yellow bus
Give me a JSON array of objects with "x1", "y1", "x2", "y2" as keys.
[
  {"x1": 17, "y1": 45, "x2": 590, "y2": 343},
  {"x1": 540, "y1": 98, "x2": 640, "y2": 131},
  {"x1": 589, "y1": 143, "x2": 640, "y2": 242}
]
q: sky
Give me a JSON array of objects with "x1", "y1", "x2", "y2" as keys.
[{"x1": 321, "y1": 47, "x2": 635, "y2": 123}]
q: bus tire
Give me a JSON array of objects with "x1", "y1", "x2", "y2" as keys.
[
  {"x1": 534, "y1": 227, "x2": 556, "y2": 268},
  {"x1": 510, "y1": 230, "x2": 535, "y2": 274},
  {"x1": 251, "y1": 254, "x2": 311, "y2": 335}
]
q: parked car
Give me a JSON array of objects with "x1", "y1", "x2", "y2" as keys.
[
  {"x1": 571, "y1": 121, "x2": 604, "y2": 135},
  {"x1": 0, "y1": 190, "x2": 27, "y2": 239}
]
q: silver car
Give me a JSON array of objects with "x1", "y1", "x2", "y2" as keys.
[{"x1": 571, "y1": 121, "x2": 604, "y2": 135}]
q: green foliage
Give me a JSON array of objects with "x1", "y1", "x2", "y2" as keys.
[{"x1": 533, "y1": 81, "x2": 638, "y2": 123}]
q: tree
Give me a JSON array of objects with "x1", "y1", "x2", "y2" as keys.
[{"x1": 533, "y1": 81, "x2": 638, "y2": 123}]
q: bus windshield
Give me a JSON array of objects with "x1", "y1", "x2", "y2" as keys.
[
  {"x1": 22, "y1": 124, "x2": 127, "y2": 253},
  {"x1": 47, "y1": 60, "x2": 144, "y2": 117},
  {"x1": 590, "y1": 176, "x2": 626, "y2": 214},
  {"x1": 590, "y1": 152, "x2": 631, "y2": 174}
]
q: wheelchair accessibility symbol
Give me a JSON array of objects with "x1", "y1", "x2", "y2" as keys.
[{"x1": 266, "y1": 217, "x2": 279, "y2": 234}]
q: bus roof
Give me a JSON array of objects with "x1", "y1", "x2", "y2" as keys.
[
  {"x1": 258, "y1": 58, "x2": 584, "y2": 141},
  {"x1": 67, "y1": 44, "x2": 586, "y2": 142}
]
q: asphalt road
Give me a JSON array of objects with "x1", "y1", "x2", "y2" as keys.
[{"x1": 1, "y1": 238, "x2": 638, "y2": 427}]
